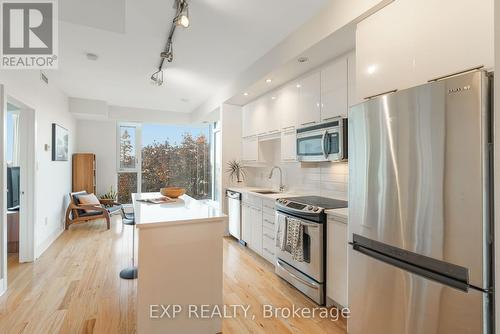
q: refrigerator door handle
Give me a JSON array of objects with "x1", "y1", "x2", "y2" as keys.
[{"x1": 351, "y1": 243, "x2": 469, "y2": 292}]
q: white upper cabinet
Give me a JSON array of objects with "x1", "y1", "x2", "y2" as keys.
[
  {"x1": 281, "y1": 128, "x2": 297, "y2": 162},
  {"x1": 241, "y1": 136, "x2": 258, "y2": 162},
  {"x1": 242, "y1": 101, "x2": 257, "y2": 137},
  {"x1": 297, "y1": 71, "x2": 321, "y2": 127},
  {"x1": 278, "y1": 83, "x2": 299, "y2": 130},
  {"x1": 356, "y1": 0, "x2": 493, "y2": 100},
  {"x1": 321, "y1": 58, "x2": 348, "y2": 121},
  {"x1": 264, "y1": 93, "x2": 280, "y2": 134}
]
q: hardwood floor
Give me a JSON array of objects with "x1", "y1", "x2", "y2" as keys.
[{"x1": 0, "y1": 218, "x2": 347, "y2": 334}]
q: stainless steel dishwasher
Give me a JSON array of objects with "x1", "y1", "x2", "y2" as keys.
[{"x1": 226, "y1": 190, "x2": 242, "y2": 241}]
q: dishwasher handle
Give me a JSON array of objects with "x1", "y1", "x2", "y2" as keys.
[{"x1": 226, "y1": 190, "x2": 241, "y2": 200}]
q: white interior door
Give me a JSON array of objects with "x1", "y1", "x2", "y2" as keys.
[{"x1": 17, "y1": 106, "x2": 35, "y2": 263}]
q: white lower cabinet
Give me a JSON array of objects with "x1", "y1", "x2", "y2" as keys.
[
  {"x1": 327, "y1": 216, "x2": 348, "y2": 308},
  {"x1": 241, "y1": 203, "x2": 252, "y2": 244},
  {"x1": 241, "y1": 195, "x2": 276, "y2": 265},
  {"x1": 249, "y1": 205, "x2": 263, "y2": 254}
]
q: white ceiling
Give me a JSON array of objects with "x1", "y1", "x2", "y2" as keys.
[{"x1": 49, "y1": 0, "x2": 329, "y2": 113}]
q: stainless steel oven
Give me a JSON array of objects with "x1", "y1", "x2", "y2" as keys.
[
  {"x1": 296, "y1": 118, "x2": 347, "y2": 162},
  {"x1": 275, "y1": 211, "x2": 325, "y2": 304}
]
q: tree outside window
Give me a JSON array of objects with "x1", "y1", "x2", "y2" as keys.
[{"x1": 117, "y1": 124, "x2": 211, "y2": 204}]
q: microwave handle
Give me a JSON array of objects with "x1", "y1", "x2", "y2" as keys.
[{"x1": 321, "y1": 130, "x2": 329, "y2": 159}]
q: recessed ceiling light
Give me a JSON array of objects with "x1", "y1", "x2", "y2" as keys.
[
  {"x1": 297, "y1": 56, "x2": 308, "y2": 63},
  {"x1": 86, "y1": 53, "x2": 98, "y2": 61},
  {"x1": 265, "y1": 78, "x2": 272, "y2": 83},
  {"x1": 296, "y1": 84, "x2": 302, "y2": 88},
  {"x1": 366, "y1": 64, "x2": 378, "y2": 75},
  {"x1": 271, "y1": 96, "x2": 276, "y2": 100},
  {"x1": 243, "y1": 92, "x2": 249, "y2": 96}
]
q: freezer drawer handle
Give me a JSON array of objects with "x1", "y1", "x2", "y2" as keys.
[{"x1": 351, "y1": 243, "x2": 469, "y2": 292}]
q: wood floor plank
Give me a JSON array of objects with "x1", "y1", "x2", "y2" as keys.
[{"x1": 0, "y1": 218, "x2": 347, "y2": 334}]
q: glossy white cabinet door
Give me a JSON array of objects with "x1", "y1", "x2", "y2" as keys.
[
  {"x1": 242, "y1": 101, "x2": 259, "y2": 137},
  {"x1": 278, "y1": 83, "x2": 299, "y2": 130},
  {"x1": 321, "y1": 57, "x2": 348, "y2": 121},
  {"x1": 356, "y1": 0, "x2": 493, "y2": 100},
  {"x1": 250, "y1": 206, "x2": 263, "y2": 255},
  {"x1": 241, "y1": 203, "x2": 252, "y2": 244},
  {"x1": 281, "y1": 129, "x2": 297, "y2": 162},
  {"x1": 241, "y1": 136, "x2": 258, "y2": 162},
  {"x1": 327, "y1": 219, "x2": 348, "y2": 308},
  {"x1": 297, "y1": 71, "x2": 321, "y2": 127},
  {"x1": 265, "y1": 93, "x2": 281, "y2": 134}
]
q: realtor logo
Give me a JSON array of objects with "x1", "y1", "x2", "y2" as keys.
[{"x1": 0, "y1": 0, "x2": 58, "y2": 69}]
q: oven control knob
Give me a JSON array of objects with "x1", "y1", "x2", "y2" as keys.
[
  {"x1": 313, "y1": 207, "x2": 320, "y2": 212},
  {"x1": 306, "y1": 205, "x2": 313, "y2": 210}
]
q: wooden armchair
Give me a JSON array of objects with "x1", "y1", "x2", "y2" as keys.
[{"x1": 65, "y1": 191, "x2": 123, "y2": 230}]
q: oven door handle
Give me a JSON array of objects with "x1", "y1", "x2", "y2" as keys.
[
  {"x1": 276, "y1": 211, "x2": 319, "y2": 227},
  {"x1": 276, "y1": 259, "x2": 320, "y2": 290}
]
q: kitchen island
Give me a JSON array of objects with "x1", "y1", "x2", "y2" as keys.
[{"x1": 133, "y1": 192, "x2": 226, "y2": 334}]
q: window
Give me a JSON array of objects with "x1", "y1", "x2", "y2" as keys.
[
  {"x1": 117, "y1": 123, "x2": 141, "y2": 204},
  {"x1": 141, "y1": 123, "x2": 212, "y2": 200},
  {"x1": 116, "y1": 123, "x2": 212, "y2": 203},
  {"x1": 119, "y1": 125, "x2": 137, "y2": 170}
]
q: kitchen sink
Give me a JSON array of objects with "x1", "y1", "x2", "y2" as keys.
[{"x1": 253, "y1": 190, "x2": 280, "y2": 194}]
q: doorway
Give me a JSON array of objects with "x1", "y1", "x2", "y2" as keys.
[{"x1": 5, "y1": 97, "x2": 36, "y2": 286}]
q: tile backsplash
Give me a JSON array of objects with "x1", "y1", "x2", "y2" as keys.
[{"x1": 244, "y1": 161, "x2": 349, "y2": 201}]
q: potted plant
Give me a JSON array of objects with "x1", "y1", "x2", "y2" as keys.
[
  {"x1": 99, "y1": 186, "x2": 118, "y2": 206},
  {"x1": 226, "y1": 160, "x2": 246, "y2": 183}
]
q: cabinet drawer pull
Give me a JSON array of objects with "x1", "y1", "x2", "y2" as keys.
[
  {"x1": 300, "y1": 121, "x2": 316, "y2": 126},
  {"x1": 282, "y1": 126, "x2": 295, "y2": 131},
  {"x1": 428, "y1": 65, "x2": 484, "y2": 82},
  {"x1": 322, "y1": 116, "x2": 340, "y2": 121},
  {"x1": 263, "y1": 219, "x2": 275, "y2": 225},
  {"x1": 364, "y1": 89, "x2": 397, "y2": 100},
  {"x1": 263, "y1": 247, "x2": 274, "y2": 255},
  {"x1": 263, "y1": 233, "x2": 275, "y2": 239}
]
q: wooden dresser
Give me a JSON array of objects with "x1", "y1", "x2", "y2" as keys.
[{"x1": 72, "y1": 153, "x2": 96, "y2": 194}]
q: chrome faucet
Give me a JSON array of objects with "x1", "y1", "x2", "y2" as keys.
[{"x1": 268, "y1": 166, "x2": 285, "y2": 192}]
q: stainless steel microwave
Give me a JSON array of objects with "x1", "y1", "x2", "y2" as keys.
[{"x1": 296, "y1": 118, "x2": 348, "y2": 162}]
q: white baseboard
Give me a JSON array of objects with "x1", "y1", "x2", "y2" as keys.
[{"x1": 35, "y1": 227, "x2": 64, "y2": 260}]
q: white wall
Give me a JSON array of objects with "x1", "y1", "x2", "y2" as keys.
[
  {"x1": 75, "y1": 120, "x2": 117, "y2": 196},
  {"x1": 0, "y1": 70, "x2": 76, "y2": 258},
  {"x1": 220, "y1": 104, "x2": 242, "y2": 214}
]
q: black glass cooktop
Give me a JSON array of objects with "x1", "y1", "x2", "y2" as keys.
[{"x1": 282, "y1": 196, "x2": 348, "y2": 209}]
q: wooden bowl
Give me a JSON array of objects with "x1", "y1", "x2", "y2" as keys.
[{"x1": 160, "y1": 187, "x2": 186, "y2": 198}]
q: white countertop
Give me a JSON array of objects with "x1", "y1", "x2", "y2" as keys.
[
  {"x1": 227, "y1": 186, "x2": 348, "y2": 221},
  {"x1": 226, "y1": 185, "x2": 307, "y2": 200},
  {"x1": 133, "y1": 192, "x2": 226, "y2": 229},
  {"x1": 326, "y1": 207, "x2": 348, "y2": 222}
]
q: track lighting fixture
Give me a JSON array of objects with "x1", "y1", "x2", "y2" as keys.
[
  {"x1": 160, "y1": 41, "x2": 174, "y2": 62},
  {"x1": 149, "y1": 0, "x2": 190, "y2": 86},
  {"x1": 175, "y1": 0, "x2": 190, "y2": 28},
  {"x1": 151, "y1": 69, "x2": 164, "y2": 86}
]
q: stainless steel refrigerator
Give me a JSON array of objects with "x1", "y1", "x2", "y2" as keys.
[{"x1": 348, "y1": 70, "x2": 493, "y2": 334}]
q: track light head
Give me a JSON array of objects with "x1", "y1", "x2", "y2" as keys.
[
  {"x1": 175, "y1": 0, "x2": 190, "y2": 28},
  {"x1": 151, "y1": 69, "x2": 164, "y2": 86}
]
